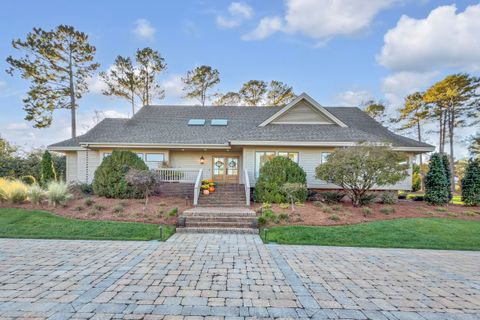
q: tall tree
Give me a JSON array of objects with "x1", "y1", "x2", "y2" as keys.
[
  {"x1": 40, "y1": 150, "x2": 57, "y2": 185},
  {"x1": 461, "y1": 158, "x2": 480, "y2": 206},
  {"x1": 135, "y1": 47, "x2": 166, "y2": 106},
  {"x1": 469, "y1": 133, "x2": 480, "y2": 158},
  {"x1": 424, "y1": 73, "x2": 480, "y2": 192},
  {"x1": 100, "y1": 56, "x2": 139, "y2": 115},
  {"x1": 6, "y1": 25, "x2": 99, "y2": 138},
  {"x1": 239, "y1": 80, "x2": 267, "y2": 106},
  {"x1": 182, "y1": 65, "x2": 220, "y2": 106},
  {"x1": 214, "y1": 91, "x2": 241, "y2": 106},
  {"x1": 363, "y1": 100, "x2": 386, "y2": 123},
  {"x1": 266, "y1": 80, "x2": 296, "y2": 106},
  {"x1": 425, "y1": 153, "x2": 450, "y2": 205}
]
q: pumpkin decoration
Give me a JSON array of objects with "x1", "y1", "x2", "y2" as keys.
[
  {"x1": 203, "y1": 189, "x2": 210, "y2": 195},
  {"x1": 209, "y1": 186, "x2": 215, "y2": 192}
]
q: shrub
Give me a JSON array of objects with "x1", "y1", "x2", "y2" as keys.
[
  {"x1": 46, "y1": 181, "x2": 72, "y2": 207},
  {"x1": 278, "y1": 213, "x2": 289, "y2": 221},
  {"x1": 21, "y1": 175, "x2": 36, "y2": 185},
  {"x1": 362, "y1": 207, "x2": 373, "y2": 217},
  {"x1": 315, "y1": 145, "x2": 408, "y2": 207},
  {"x1": 412, "y1": 164, "x2": 422, "y2": 192},
  {"x1": 313, "y1": 201, "x2": 323, "y2": 207},
  {"x1": 258, "y1": 216, "x2": 267, "y2": 226},
  {"x1": 413, "y1": 195, "x2": 424, "y2": 201},
  {"x1": 84, "y1": 198, "x2": 95, "y2": 207},
  {"x1": 398, "y1": 191, "x2": 407, "y2": 200},
  {"x1": 332, "y1": 205, "x2": 342, "y2": 211},
  {"x1": 71, "y1": 182, "x2": 94, "y2": 195},
  {"x1": 92, "y1": 150, "x2": 148, "y2": 199},
  {"x1": 112, "y1": 204, "x2": 124, "y2": 213},
  {"x1": 40, "y1": 151, "x2": 57, "y2": 186},
  {"x1": 261, "y1": 202, "x2": 272, "y2": 209},
  {"x1": 0, "y1": 178, "x2": 28, "y2": 203},
  {"x1": 379, "y1": 207, "x2": 395, "y2": 215},
  {"x1": 279, "y1": 203, "x2": 289, "y2": 209},
  {"x1": 74, "y1": 205, "x2": 84, "y2": 211},
  {"x1": 254, "y1": 156, "x2": 307, "y2": 203},
  {"x1": 93, "y1": 204, "x2": 106, "y2": 211},
  {"x1": 281, "y1": 182, "x2": 307, "y2": 212},
  {"x1": 380, "y1": 192, "x2": 397, "y2": 205},
  {"x1": 321, "y1": 204, "x2": 332, "y2": 213},
  {"x1": 359, "y1": 193, "x2": 376, "y2": 206},
  {"x1": 125, "y1": 169, "x2": 158, "y2": 207},
  {"x1": 441, "y1": 153, "x2": 452, "y2": 200},
  {"x1": 425, "y1": 153, "x2": 450, "y2": 205},
  {"x1": 320, "y1": 191, "x2": 345, "y2": 204},
  {"x1": 28, "y1": 184, "x2": 44, "y2": 205},
  {"x1": 167, "y1": 207, "x2": 178, "y2": 217},
  {"x1": 461, "y1": 158, "x2": 480, "y2": 206},
  {"x1": 329, "y1": 214, "x2": 341, "y2": 221}
]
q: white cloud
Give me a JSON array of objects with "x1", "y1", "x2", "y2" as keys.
[
  {"x1": 378, "y1": 4, "x2": 480, "y2": 72},
  {"x1": 216, "y1": 2, "x2": 254, "y2": 29},
  {"x1": 242, "y1": 17, "x2": 283, "y2": 40},
  {"x1": 133, "y1": 19, "x2": 156, "y2": 40},
  {"x1": 86, "y1": 74, "x2": 107, "y2": 95},
  {"x1": 335, "y1": 90, "x2": 374, "y2": 106},
  {"x1": 6, "y1": 123, "x2": 29, "y2": 130},
  {"x1": 0, "y1": 79, "x2": 6, "y2": 91},
  {"x1": 381, "y1": 71, "x2": 438, "y2": 108},
  {"x1": 244, "y1": 0, "x2": 392, "y2": 41},
  {"x1": 162, "y1": 75, "x2": 184, "y2": 98}
]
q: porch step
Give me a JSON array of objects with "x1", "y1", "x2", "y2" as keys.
[
  {"x1": 198, "y1": 183, "x2": 247, "y2": 208},
  {"x1": 176, "y1": 227, "x2": 258, "y2": 234},
  {"x1": 177, "y1": 207, "x2": 258, "y2": 234}
]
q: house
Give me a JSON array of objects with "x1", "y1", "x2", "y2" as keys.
[{"x1": 48, "y1": 93, "x2": 434, "y2": 204}]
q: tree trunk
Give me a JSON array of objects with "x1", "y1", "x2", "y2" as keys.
[
  {"x1": 417, "y1": 121, "x2": 424, "y2": 191},
  {"x1": 68, "y1": 52, "x2": 76, "y2": 138},
  {"x1": 449, "y1": 109, "x2": 455, "y2": 193},
  {"x1": 438, "y1": 111, "x2": 443, "y2": 153}
]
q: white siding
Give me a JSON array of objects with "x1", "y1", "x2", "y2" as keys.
[
  {"x1": 243, "y1": 146, "x2": 413, "y2": 191},
  {"x1": 65, "y1": 152, "x2": 78, "y2": 182},
  {"x1": 271, "y1": 100, "x2": 334, "y2": 124}
]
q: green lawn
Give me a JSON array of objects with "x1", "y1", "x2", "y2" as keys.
[
  {"x1": 0, "y1": 208, "x2": 174, "y2": 241},
  {"x1": 263, "y1": 218, "x2": 480, "y2": 250}
]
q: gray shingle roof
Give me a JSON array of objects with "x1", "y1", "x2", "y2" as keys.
[{"x1": 49, "y1": 105, "x2": 433, "y2": 149}]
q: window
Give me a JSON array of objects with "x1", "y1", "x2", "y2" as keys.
[
  {"x1": 211, "y1": 119, "x2": 228, "y2": 126},
  {"x1": 144, "y1": 153, "x2": 165, "y2": 169},
  {"x1": 187, "y1": 119, "x2": 205, "y2": 126},
  {"x1": 255, "y1": 151, "x2": 276, "y2": 178},
  {"x1": 321, "y1": 152, "x2": 331, "y2": 163},
  {"x1": 278, "y1": 152, "x2": 299, "y2": 163}
]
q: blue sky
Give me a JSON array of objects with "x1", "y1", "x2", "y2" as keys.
[{"x1": 0, "y1": 0, "x2": 478, "y2": 157}]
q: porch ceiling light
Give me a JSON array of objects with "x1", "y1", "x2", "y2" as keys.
[{"x1": 200, "y1": 156, "x2": 205, "y2": 164}]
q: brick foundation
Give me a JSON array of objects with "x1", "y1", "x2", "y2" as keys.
[{"x1": 154, "y1": 182, "x2": 194, "y2": 198}]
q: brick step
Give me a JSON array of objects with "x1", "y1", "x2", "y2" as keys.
[
  {"x1": 198, "y1": 203, "x2": 247, "y2": 208},
  {"x1": 176, "y1": 227, "x2": 258, "y2": 234},
  {"x1": 185, "y1": 222, "x2": 255, "y2": 228},
  {"x1": 185, "y1": 216, "x2": 256, "y2": 222},
  {"x1": 182, "y1": 207, "x2": 256, "y2": 217}
]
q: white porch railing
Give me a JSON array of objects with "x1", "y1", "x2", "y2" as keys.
[
  {"x1": 243, "y1": 168, "x2": 251, "y2": 206},
  {"x1": 193, "y1": 169, "x2": 203, "y2": 206},
  {"x1": 155, "y1": 168, "x2": 201, "y2": 183}
]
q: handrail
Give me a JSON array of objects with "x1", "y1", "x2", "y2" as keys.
[
  {"x1": 155, "y1": 168, "x2": 200, "y2": 183},
  {"x1": 193, "y1": 169, "x2": 203, "y2": 206},
  {"x1": 243, "y1": 168, "x2": 250, "y2": 206}
]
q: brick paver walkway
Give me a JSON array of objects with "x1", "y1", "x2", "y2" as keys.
[{"x1": 0, "y1": 234, "x2": 479, "y2": 319}]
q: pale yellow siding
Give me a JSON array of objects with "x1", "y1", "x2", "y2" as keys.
[
  {"x1": 271, "y1": 100, "x2": 334, "y2": 124},
  {"x1": 65, "y1": 152, "x2": 78, "y2": 182}
]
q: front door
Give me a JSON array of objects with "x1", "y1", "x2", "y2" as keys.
[{"x1": 212, "y1": 156, "x2": 239, "y2": 183}]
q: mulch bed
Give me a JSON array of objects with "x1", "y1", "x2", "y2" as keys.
[
  {"x1": 0, "y1": 195, "x2": 192, "y2": 225},
  {"x1": 252, "y1": 200, "x2": 480, "y2": 226}
]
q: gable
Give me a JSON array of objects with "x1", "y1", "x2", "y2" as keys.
[
  {"x1": 259, "y1": 92, "x2": 348, "y2": 127},
  {"x1": 271, "y1": 100, "x2": 335, "y2": 124}
]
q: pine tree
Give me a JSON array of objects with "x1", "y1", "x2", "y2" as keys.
[
  {"x1": 40, "y1": 151, "x2": 57, "y2": 186},
  {"x1": 425, "y1": 153, "x2": 449, "y2": 205},
  {"x1": 461, "y1": 158, "x2": 480, "y2": 206},
  {"x1": 441, "y1": 153, "x2": 452, "y2": 200}
]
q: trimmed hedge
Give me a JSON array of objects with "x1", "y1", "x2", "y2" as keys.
[
  {"x1": 254, "y1": 156, "x2": 307, "y2": 203},
  {"x1": 461, "y1": 158, "x2": 480, "y2": 206},
  {"x1": 92, "y1": 151, "x2": 148, "y2": 198},
  {"x1": 425, "y1": 153, "x2": 449, "y2": 205}
]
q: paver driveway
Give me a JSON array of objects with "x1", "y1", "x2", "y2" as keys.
[{"x1": 0, "y1": 234, "x2": 479, "y2": 319}]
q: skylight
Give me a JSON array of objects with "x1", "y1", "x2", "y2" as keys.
[
  {"x1": 211, "y1": 119, "x2": 228, "y2": 126},
  {"x1": 188, "y1": 119, "x2": 205, "y2": 126}
]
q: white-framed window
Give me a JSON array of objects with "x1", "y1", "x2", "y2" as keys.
[
  {"x1": 321, "y1": 152, "x2": 331, "y2": 164},
  {"x1": 278, "y1": 152, "x2": 299, "y2": 163},
  {"x1": 145, "y1": 153, "x2": 165, "y2": 169},
  {"x1": 255, "y1": 151, "x2": 276, "y2": 178}
]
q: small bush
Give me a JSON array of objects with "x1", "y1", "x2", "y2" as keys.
[
  {"x1": 93, "y1": 203, "x2": 106, "y2": 211},
  {"x1": 21, "y1": 175, "x2": 37, "y2": 185},
  {"x1": 262, "y1": 202, "x2": 272, "y2": 210},
  {"x1": 435, "y1": 207, "x2": 448, "y2": 212},
  {"x1": 359, "y1": 193, "x2": 376, "y2": 206},
  {"x1": 254, "y1": 156, "x2": 307, "y2": 203},
  {"x1": 88, "y1": 209, "x2": 99, "y2": 216},
  {"x1": 0, "y1": 178, "x2": 28, "y2": 204},
  {"x1": 332, "y1": 205, "x2": 342, "y2": 211},
  {"x1": 379, "y1": 207, "x2": 395, "y2": 215},
  {"x1": 398, "y1": 191, "x2": 407, "y2": 199},
  {"x1": 362, "y1": 207, "x2": 373, "y2": 217},
  {"x1": 92, "y1": 150, "x2": 148, "y2": 199},
  {"x1": 413, "y1": 195, "x2": 424, "y2": 201},
  {"x1": 258, "y1": 216, "x2": 267, "y2": 226},
  {"x1": 28, "y1": 185, "x2": 44, "y2": 205},
  {"x1": 71, "y1": 182, "x2": 94, "y2": 195},
  {"x1": 447, "y1": 212, "x2": 458, "y2": 217},
  {"x1": 462, "y1": 211, "x2": 477, "y2": 217},
  {"x1": 320, "y1": 191, "x2": 345, "y2": 204},
  {"x1": 46, "y1": 181, "x2": 72, "y2": 207},
  {"x1": 329, "y1": 214, "x2": 341, "y2": 221},
  {"x1": 84, "y1": 198, "x2": 95, "y2": 207},
  {"x1": 73, "y1": 205, "x2": 84, "y2": 211},
  {"x1": 279, "y1": 203, "x2": 290, "y2": 209},
  {"x1": 158, "y1": 201, "x2": 166, "y2": 207},
  {"x1": 167, "y1": 207, "x2": 178, "y2": 217},
  {"x1": 278, "y1": 213, "x2": 289, "y2": 221},
  {"x1": 112, "y1": 205, "x2": 124, "y2": 213},
  {"x1": 321, "y1": 205, "x2": 333, "y2": 213},
  {"x1": 380, "y1": 192, "x2": 397, "y2": 205}
]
